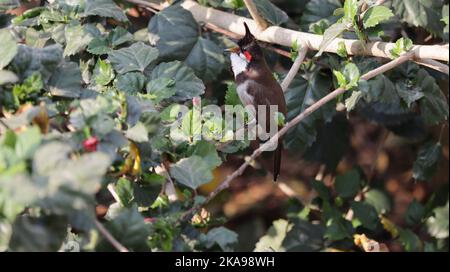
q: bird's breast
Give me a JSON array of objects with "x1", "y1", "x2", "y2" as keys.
[{"x1": 236, "y1": 80, "x2": 255, "y2": 106}]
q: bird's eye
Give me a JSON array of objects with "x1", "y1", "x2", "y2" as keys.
[{"x1": 243, "y1": 51, "x2": 252, "y2": 61}]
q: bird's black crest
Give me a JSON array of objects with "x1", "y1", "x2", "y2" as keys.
[{"x1": 238, "y1": 22, "x2": 256, "y2": 48}]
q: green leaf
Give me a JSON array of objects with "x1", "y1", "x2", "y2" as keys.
[
  {"x1": 48, "y1": 62, "x2": 82, "y2": 98},
  {"x1": 412, "y1": 141, "x2": 442, "y2": 181},
  {"x1": 115, "y1": 178, "x2": 134, "y2": 207},
  {"x1": 342, "y1": 62, "x2": 360, "y2": 89},
  {"x1": 148, "y1": 5, "x2": 198, "y2": 61},
  {"x1": 351, "y1": 201, "x2": 380, "y2": 231},
  {"x1": 126, "y1": 122, "x2": 149, "y2": 143},
  {"x1": 282, "y1": 218, "x2": 325, "y2": 251},
  {"x1": 146, "y1": 77, "x2": 176, "y2": 103},
  {"x1": 109, "y1": 27, "x2": 133, "y2": 47},
  {"x1": 15, "y1": 126, "x2": 41, "y2": 159},
  {"x1": 83, "y1": 0, "x2": 128, "y2": 22},
  {"x1": 64, "y1": 23, "x2": 93, "y2": 57},
  {"x1": 396, "y1": 82, "x2": 424, "y2": 108},
  {"x1": 200, "y1": 227, "x2": 238, "y2": 252},
  {"x1": 317, "y1": 22, "x2": 347, "y2": 56},
  {"x1": 93, "y1": 59, "x2": 115, "y2": 86},
  {"x1": 416, "y1": 69, "x2": 449, "y2": 125},
  {"x1": 343, "y1": 0, "x2": 357, "y2": 22},
  {"x1": 87, "y1": 37, "x2": 111, "y2": 55},
  {"x1": 364, "y1": 189, "x2": 391, "y2": 214},
  {"x1": 11, "y1": 44, "x2": 62, "y2": 81},
  {"x1": 426, "y1": 202, "x2": 449, "y2": 239},
  {"x1": 254, "y1": 219, "x2": 292, "y2": 252},
  {"x1": 115, "y1": 72, "x2": 145, "y2": 94},
  {"x1": 97, "y1": 206, "x2": 150, "y2": 251},
  {"x1": 9, "y1": 214, "x2": 67, "y2": 252},
  {"x1": 392, "y1": 0, "x2": 445, "y2": 37},
  {"x1": 224, "y1": 82, "x2": 242, "y2": 106},
  {"x1": 253, "y1": 0, "x2": 289, "y2": 26},
  {"x1": 324, "y1": 216, "x2": 353, "y2": 241},
  {"x1": 398, "y1": 228, "x2": 422, "y2": 252},
  {"x1": 108, "y1": 42, "x2": 159, "y2": 74},
  {"x1": 390, "y1": 37, "x2": 413, "y2": 58},
  {"x1": 334, "y1": 169, "x2": 361, "y2": 198},
  {"x1": 362, "y1": 6, "x2": 394, "y2": 28},
  {"x1": 0, "y1": 29, "x2": 18, "y2": 70},
  {"x1": 405, "y1": 200, "x2": 425, "y2": 226},
  {"x1": 284, "y1": 72, "x2": 334, "y2": 152},
  {"x1": 170, "y1": 156, "x2": 213, "y2": 190},
  {"x1": 300, "y1": 0, "x2": 342, "y2": 31},
  {"x1": 336, "y1": 41, "x2": 347, "y2": 58},
  {"x1": 188, "y1": 140, "x2": 221, "y2": 169},
  {"x1": 185, "y1": 37, "x2": 225, "y2": 81},
  {"x1": 149, "y1": 61, "x2": 205, "y2": 102}
]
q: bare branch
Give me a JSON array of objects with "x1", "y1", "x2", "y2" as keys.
[
  {"x1": 281, "y1": 43, "x2": 308, "y2": 91},
  {"x1": 243, "y1": 0, "x2": 268, "y2": 30},
  {"x1": 413, "y1": 59, "x2": 449, "y2": 75},
  {"x1": 94, "y1": 219, "x2": 129, "y2": 252}
]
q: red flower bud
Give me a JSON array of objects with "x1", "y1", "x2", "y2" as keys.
[{"x1": 83, "y1": 137, "x2": 99, "y2": 152}]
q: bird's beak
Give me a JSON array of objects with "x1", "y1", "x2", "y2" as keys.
[{"x1": 224, "y1": 46, "x2": 240, "y2": 54}]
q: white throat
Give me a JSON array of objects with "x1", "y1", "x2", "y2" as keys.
[{"x1": 230, "y1": 52, "x2": 248, "y2": 78}]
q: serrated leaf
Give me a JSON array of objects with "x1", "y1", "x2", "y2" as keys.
[
  {"x1": 48, "y1": 61, "x2": 82, "y2": 98},
  {"x1": 0, "y1": 29, "x2": 18, "y2": 70},
  {"x1": 97, "y1": 206, "x2": 150, "y2": 251},
  {"x1": 149, "y1": 61, "x2": 205, "y2": 102},
  {"x1": 284, "y1": 72, "x2": 334, "y2": 152},
  {"x1": 334, "y1": 169, "x2": 361, "y2": 198},
  {"x1": 405, "y1": 200, "x2": 425, "y2": 226},
  {"x1": 83, "y1": 0, "x2": 128, "y2": 22},
  {"x1": 9, "y1": 214, "x2": 67, "y2": 252},
  {"x1": 317, "y1": 22, "x2": 347, "y2": 56},
  {"x1": 188, "y1": 140, "x2": 221, "y2": 169},
  {"x1": 115, "y1": 178, "x2": 134, "y2": 207},
  {"x1": 282, "y1": 218, "x2": 325, "y2": 251},
  {"x1": 224, "y1": 82, "x2": 242, "y2": 106},
  {"x1": 64, "y1": 23, "x2": 93, "y2": 57},
  {"x1": 93, "y1": 59, "x2": 115, "y2": 86},
  {"x1": 126, "y1": 122, "x2": 149, "y2": 143},
  {"x1": 362, "y1": 6, "x2": 394, "y2": 28},
  {"x1": 254, "y1": 219, "x2": 291, "y2": 252},
  {"x1": 392, "y1": 0, "x2": 445, "y2": 37},
  {"x1": 115, "y1": 72, "x2": 145, "y2": 94},
  {"x1": 300, "y1": 0, "x2": 342, "y2": 31},
  {"x1": 148, "y1": 5, "x2": 198, "y2": 61},
  {"x1": 412, "y1": 141, "x2": 442, "y2": 181},
  {"x1": 343, "y1": 0, "x2": 357, "y2": 22},
  {"x1": 185, "y1": 37, "x2": 225, "y2": 81},
  {"x1": 364, "y1": 189, "x2": 391, "y2": 214},
  {"x1": 351, "y1": 201, "x2": 380, "y2": 231},
  {"x1": 11, "y1": 44, "x2": 62, "y2": 81},
  {"x1": 396, "y1": 82, "x2": 424, "y2": 108},
  {"x1": 108, "y1": 42, "x2": 158, "y2": 74},
  {"x1": 253, "y1": 0, "x2": 289, "y2": 26},
  {"x1": 416, "y1": 69, "x2": 449, "y2": 125},
  {"x1": 170, "y1": 156, "x2": 213, "y2": 190},
  {"x1": 200, "y1": 227, "x2": 238, "y2": 252},
  {"x1": 146, "y1": 77, "x2": 177, "y2": 104},
  {"x1": 398, "y1": 228, "x2": 422, "y2": 252}
]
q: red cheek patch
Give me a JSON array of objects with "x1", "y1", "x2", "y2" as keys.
[{"x1": 244, "y1": 51, "x2": 252, "y2": 61}]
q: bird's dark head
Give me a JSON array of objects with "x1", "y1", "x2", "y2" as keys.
[
  {"x1": 237, "y1": 22, "x2": 263, "y2": 61},
  {"x1": 225, "y1": 22, "x2": 263, "y2": 63}
]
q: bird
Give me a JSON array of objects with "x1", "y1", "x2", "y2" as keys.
[{"x1": 225, "y1": 22, "x2": 287, "y2": 181}]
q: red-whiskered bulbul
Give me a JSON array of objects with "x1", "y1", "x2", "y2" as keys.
[{"x1": 225, "y1": 22, "x2": 287, "y2": 181}]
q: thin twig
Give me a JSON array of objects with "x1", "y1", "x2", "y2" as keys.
[
  {"x1": 243, "y1": 0, "x2": 268, "y2": 30},
  {"x1": 413, "y1": 58, "x2": 449, "y2": 75},
  {"x1": 94, "y1": 219, "x2": 129, "y2": 252},
  {"x1": 179, "y1": 51, "x2": 415, "y2": 221},
  {"x1": 280, "y1": 44, "x2": 308, "y2": 91}
]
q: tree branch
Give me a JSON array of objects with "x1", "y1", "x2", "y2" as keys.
[
  {"x1": 180, "y1": 51, "x2": 415, "y2": 221},
  {"x1": 94, "y1": 219, "x2": 129, "y2": 252},
  {"x1": 280, "y1": 43, "x2": 308, "y2": 91},
  {"x1": 243, "y1": 0, "x2": 268, "y2": 30},
  {"x1": 413, "y1": 58, "x2": 449, "y2": 75},
  {"x1": 178, "y1": 0, "x2": 448, "y2": 62}
]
